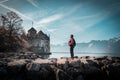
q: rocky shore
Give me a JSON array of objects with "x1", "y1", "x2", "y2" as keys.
[{"x1": 0, "y1": 54, "x2": 120, "y2": 80}]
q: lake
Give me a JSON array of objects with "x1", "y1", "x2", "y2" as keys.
[{"x1": 49, "y1": 52, "x2": 120, "y2": 58}]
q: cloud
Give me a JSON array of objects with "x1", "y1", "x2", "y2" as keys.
[
  {"x1": 43, "y1": 27, "x2": 58, "y2": 33},
  {"x1": 32, "y1": 22, "x2": 57, "y2": 33},
  {"x1": 0, "y1": 3, "x2": 34, "y2": 21},
  {"x1": 61, "y1": 2, "x2": 120, "y2": 33},
  {"x1": 0, "y1": 0, "x2": 9, "y2": 3},
  {"x1": 47, "y1": 28, "x2": 57, "y2": 33},
  {"x1": 27, "y1": 0, "x2": 39, "y2": 8},
  {"x1": 65, "y1": 4, "x2": 82, "y2": 16},
  {"x1": 36, "y1": 14, "x2": 63, "y2": 25},
  {"x1": 78, "y1": 14, "x2": 101, "y2": 20},
  {"x1": 64, "y1": 1, "x2": 120, "y2": 32},
  {"x1": 83, "y1": 3, "x2": 120, "y2": 29},
  {"x1": 33, "y1": 4, "x2": 82, "y2": 32},
  {"x1": 36, "y1": 24, "x2": 58, "y2": 33}
]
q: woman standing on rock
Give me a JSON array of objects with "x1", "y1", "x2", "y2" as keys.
[{"x1": 68, "y1": 34, "x2": 76, "y2": 59}]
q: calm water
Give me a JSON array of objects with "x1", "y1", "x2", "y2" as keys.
[{"x1": 50, "y1": 52, "x2": 120, "y2": 58}]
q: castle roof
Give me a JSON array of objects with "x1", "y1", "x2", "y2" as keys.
[
  {"x1": 38, "y1": 30, "x2": 44, "y2": 35},
  {"x1": 38, "y1": 30, "x2": 49, "y2": 40},
  {"x1": 28, "y1": 27, "x2": 37, "y2": 33},
  {"x1": 27, "y1": 27, "x2": 49, "y2": 40}
]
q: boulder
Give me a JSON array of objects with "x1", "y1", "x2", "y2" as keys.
[
  {"x1": 7, "y1": 59, "x2": 26, "y2": 74},
  {"x1": 63, "y1": 60, "x2": 69, "y2": 70},
  {"x1": 70, "y1": 60, "x2": 81, "y2": 68},
  {"x1": 83, "y1": 66, "x2": 102, "y2": 80},
  {"x1": 75, "y1": 75, "x2": 84, "y2": 80},
  {"x1": 106, "y1": 63, "x2": 120, "y2": 80},
  {"x1": 26, "y1": 63, "x2": 41, "y2": 72}
]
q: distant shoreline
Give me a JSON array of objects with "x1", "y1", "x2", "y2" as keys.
[
  {"x1": 51, "y1": 52, "x2": 119, "y2": 54},
  {"x1": 50, "y1": 52, "x2": 120, "y2": 58}
]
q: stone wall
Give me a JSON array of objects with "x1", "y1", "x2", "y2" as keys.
[{"x1": 28, "y1": 39, "x2": 50, "y2": 53}]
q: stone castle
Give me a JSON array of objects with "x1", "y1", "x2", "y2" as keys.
[{"x1": 27, "y1": 27, "x2": 50, "y2": 54}]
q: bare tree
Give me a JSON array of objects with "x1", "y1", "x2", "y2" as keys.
[
  {"x1": 0, "y1": 12, "x2": 24, "y2": 52},
  {"x1": 0, "y1": 11, "x2": 23, "y2": 37}
]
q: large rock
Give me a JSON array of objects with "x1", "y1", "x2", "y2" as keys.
[
  {"x1": 63, "y1": 60, "x2": 69, "y2": 70},
  {"x1": 7, "y1": 59, "x2": 26, "y2": 75},
  {"x1": 26, "y1": 62, "x2": 56, "y2": 80},
  {"x1": 5, "y1": 59, "x2": 27, "y2": 80},
  {"x1": 83, "y1": 66, "x2": 102, "y2": 80},
  {"x1": 26, "y1": 63, "x2": 41, "y2": 72},
  {"x1": 0, "y1": 65, "x2": 7, "y2": 78},
  {"x1": 75, "y1": 75, "x2": 84, "y2": 80},
  {"x1": 70, "y1": 60, "x2": 81, "y2": 68},
  {"x1": 106, "y1": 63, "x2": 120, "y2": 80}
]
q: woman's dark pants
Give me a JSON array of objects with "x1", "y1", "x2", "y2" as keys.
[{"x1": 70, "y1": 46, "x2": 74, "y2": 58}]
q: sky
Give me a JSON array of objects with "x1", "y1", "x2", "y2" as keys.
[{"x1": 0, "y1": 0, "x2": 120, "y2": 45}]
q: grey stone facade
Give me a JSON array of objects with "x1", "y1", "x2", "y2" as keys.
[{"x1": 27, "y1": 27, "x2": 50, "y2": 54}]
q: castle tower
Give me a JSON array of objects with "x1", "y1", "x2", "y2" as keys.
[{"x1": 27, "y1": 27, "x2": 37, "y2": 39}]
